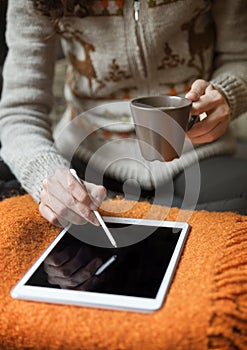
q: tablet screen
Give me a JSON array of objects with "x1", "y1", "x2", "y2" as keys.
[{"x1": 25, "y1": 223, "x2": 182, "y2": 299}]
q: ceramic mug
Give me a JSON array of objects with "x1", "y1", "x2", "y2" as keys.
[{"x1": 130, "y1": 95, "x2": 196, "y2": 162}]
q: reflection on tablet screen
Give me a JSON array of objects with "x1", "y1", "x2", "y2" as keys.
[{"x1": 26, "y1": 224, "x2": 181, "y2": 299}]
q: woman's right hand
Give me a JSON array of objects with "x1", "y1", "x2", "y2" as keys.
[{"x1": 39, "y1": 168, "x2": 107, "y2": 227}]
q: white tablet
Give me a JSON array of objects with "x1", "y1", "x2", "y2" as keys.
[{"x1": 11, "y1": 217, "x2": 190, "y2": 313}]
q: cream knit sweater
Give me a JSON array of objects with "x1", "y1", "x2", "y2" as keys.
[{"x1": 0, "y1": 0, "x2": 247, "y2": 202}]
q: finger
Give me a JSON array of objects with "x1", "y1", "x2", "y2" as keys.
[
  {"x1": 187, "y1": 105, "x2": 231, "y2": 139},
  {"x1": 188, "y1": 118, "x2": 230, "y2": 144},
  {"x1": 187, "y1": 114, "x2": 218, "y2": 139},
  {"x1": 55, "y1": 169, "x2": 93, "y2": 206},
  {"x1": 84, "y1": 182, "x2": 107, "y2": 208},
  {"x1": 41, "y1": 190, "x2": 97, "y2": 225},
  {"x1": 185, "y1": 79, "x2": 210, "y2": 101},
  {"x1": 42, "y1": 180, "x2": 99, "y2": 225},
  {"x1": 39, "y1": 201, "x2": 61, "y2": 227},
  {"x1": 42, "y1": 178, "x2": 48, "y2": 191},
  {"x1": 191, "y1": 88, "x2": 229, "y2": 116}
]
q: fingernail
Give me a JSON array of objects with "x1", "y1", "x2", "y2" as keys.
[
  {"x1": 90, "y1": 202, "x2": 98, "y2": 210},
  {"x1": 90, "y1": 214, "x2": 100, "y2": 226},
  {"x1": 186, "y1": 91, "x2": 198, "y2": 101},
  {"x1": 93, "y1": 218, "x2": 100, "y2": 226}
]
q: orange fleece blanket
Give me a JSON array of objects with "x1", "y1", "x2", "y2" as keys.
[{"x1": 0, "y1": 194, "x2": 247, "y2": 350}]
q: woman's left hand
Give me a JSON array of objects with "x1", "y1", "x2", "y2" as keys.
[{"x1": 185, "y1": 79, "x2": 231, "y2": 144}]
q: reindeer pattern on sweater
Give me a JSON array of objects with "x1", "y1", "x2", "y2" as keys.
[{"x1": 57, "y1": 0, "x2": 214, "y2": 111}]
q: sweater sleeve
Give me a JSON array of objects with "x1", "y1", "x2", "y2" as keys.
[
  {"x1": 210, "y1": 0, "x2": 247, "y2": 120},
  {"x1": 0, "y1": 0, "x2": 70, "y2": 202}
]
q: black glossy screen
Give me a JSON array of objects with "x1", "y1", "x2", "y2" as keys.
[{"x1": 26, "y1": 223, "x2": 182, "y2": 299}]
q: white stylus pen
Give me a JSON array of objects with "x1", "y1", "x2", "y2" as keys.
[
  {"x1": 95, "y1": 255, "x2": 117, "y2": 276},
  {"x1": 70, "y1": 169, "x2": 117, "y2": 248}
]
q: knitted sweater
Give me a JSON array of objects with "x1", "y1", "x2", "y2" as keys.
[{"x1": 0, "y1": 0, "x2": 247, "y2": 202}]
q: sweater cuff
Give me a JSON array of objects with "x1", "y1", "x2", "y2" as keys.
[
  {"x1": 21, "y1": 153, "x2": 70, "y2": 203},
  {"x1": 210, "y1": 74, "x2": 247, "y2": 120}
]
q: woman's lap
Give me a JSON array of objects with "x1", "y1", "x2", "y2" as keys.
[
  {"x1": 76, "y1": 155, "x2": 247, "y2": 214},
  {"x1": 173, "y1": 156, "x2": 247, "y2": 214},
  {"x1": 1, "y1": 155, "x2": 246, "y2": 214}
]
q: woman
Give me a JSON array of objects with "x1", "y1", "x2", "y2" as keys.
[{"x1": 0, "y1": 0, "x2": 247, "y2": 227}]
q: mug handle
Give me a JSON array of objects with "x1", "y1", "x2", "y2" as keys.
[{"x1": 188, "y1": 115, "x2": 200, "y2": 131}]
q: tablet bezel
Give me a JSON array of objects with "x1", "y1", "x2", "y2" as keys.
[{"x1": 11, "y1": 217, "x2": 190, "y2": 313}]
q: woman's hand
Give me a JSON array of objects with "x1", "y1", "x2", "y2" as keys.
[
  {"x1": 185, "y1": 79, "x2": 231, "y2": 144},
  {"x1": 39, "y1": 168, "x2": 107, "y2": 227}
]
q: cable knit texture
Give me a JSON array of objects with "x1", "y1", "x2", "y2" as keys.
[{"x1": 0, "y1": 0, "x2": 246, "y2": 202}]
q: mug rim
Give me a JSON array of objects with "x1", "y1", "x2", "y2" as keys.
[{"x1": 130, "y1": 95, "x2": 192, "y2": 110}]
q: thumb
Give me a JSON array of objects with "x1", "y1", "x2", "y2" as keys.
[
  {"x1": 185, "y1": 79, "x2": 210, "y2": 101},
  {"x1": 84, "y1": 182, "x2": 107, "y2": 208}
]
